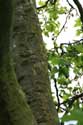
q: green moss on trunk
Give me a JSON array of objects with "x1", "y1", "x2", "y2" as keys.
[
  {"x1": 0, "y1": 0, "x2": 37, "y2": 124},
  {"x1": 0, "y1": 62, "x2": 36, "y2": 125}
]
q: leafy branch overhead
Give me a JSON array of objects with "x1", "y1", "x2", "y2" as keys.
[{"x1": 37, "y1": 0, "x2": 83, "y2": 124}]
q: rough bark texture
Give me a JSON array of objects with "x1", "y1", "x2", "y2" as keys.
[
  {"x1": 12, "y1": 0, "x2": 60, "y2": 125},
  {"x1": 0, "y1": 0, "x2": 37, "y2": 124}
]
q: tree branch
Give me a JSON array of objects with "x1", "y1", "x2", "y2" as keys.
[
  {"x1": 37, "y1": 0, "x2": 49, "y2": 10},
  {"x1": 60, "y1": 92, "x2": 83, "y2": 107},
  {"x1": 54, "y1": 78, "x2": 60, "y2": 111},
  {"x1": 73, "y1": 0, "x2": 83, "y2": 24},
  {"x1": 37, "y1": 0, "x2": 57, "y2": 10},
  {"x1": 66, "y1": 0, "x2": 75, "y2": 9},
  {"x1": 60, "y1": 38, "x2": 83, "y2": 46}
]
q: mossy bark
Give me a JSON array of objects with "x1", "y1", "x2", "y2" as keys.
[
  {"x1": 0, "y1": 0, "x2": 37, "y2": 124},
  {"x1": 12, "y1": 0, "x2": 60, "y2": 125}
]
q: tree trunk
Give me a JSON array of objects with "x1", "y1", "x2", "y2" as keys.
[
  {"x1": 0, "y1": 1, "x2": 37, "y2": 125},
  {"x1": 12, "y1": 0, "x2": 60, "y2": 125}
]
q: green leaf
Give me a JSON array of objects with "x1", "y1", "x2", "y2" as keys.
[
  {"x1": 76, "y1": 29, "x2": 82, "y2": 36},
  {"x1": 74, "y1": 18, "x2": 81, "y2": 27},
  {"x1": 38, "y1": 0, "x2": 45, "y2": 6},
  {"x1": 62, "y1": 109, "x2": 83, "y2": 124},
  {"x1": 75, "y1": 44, "x2": 83, "y2": 53}
]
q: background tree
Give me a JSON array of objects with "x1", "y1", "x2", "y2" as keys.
[{"x1": 12, "y1": 0, "x2": 60, "y2": 125}]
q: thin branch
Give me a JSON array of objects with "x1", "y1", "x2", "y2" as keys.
[
  {"x1": 37, "y1": 0, "x2": 49, "y2": 10},
  {"x1": 66, "y1": 0, "x2": 75, "y2": 9},
  {"x1": 54, "y1": 8, "x2": 72, "y2": 41},
  {"x1": 54, "y1": 78, "x2": 60, "y2": 110},
  {"x1": 37, "y1": 0, "x2": 57, "y2": 10},
  {"x1": 60, "y1": 92, "x2": 83, "y2": 106},
  {"x1": 60, "y1": 38, "x2": 83, "y2": 46},
  {"x1": 55, "y1": 92, "x2": 83, "y2": 114}
]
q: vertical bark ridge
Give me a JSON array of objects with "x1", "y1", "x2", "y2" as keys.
[{"x1": 12, "y1": 0, "x2": 60, "y2": 125}]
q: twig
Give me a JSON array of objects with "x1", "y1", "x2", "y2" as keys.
[{"x1": 66, "y1": 0, "x2": 75, "y2": 9}]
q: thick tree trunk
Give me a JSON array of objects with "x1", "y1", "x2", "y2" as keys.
[
  {"x1": 12, "y1": 0, "x2": 60, "y2": 125},
  {"x1": 0, "y1": 1, "x2": 37, "y2": 125}
]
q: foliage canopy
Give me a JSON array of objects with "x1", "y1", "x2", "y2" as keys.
[{"x1": 37, "y1": 0, "x2": 83, "y2": 124}]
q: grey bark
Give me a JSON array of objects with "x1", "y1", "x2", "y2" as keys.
[
  {"x1": 0, "y1": 0, "x2": 37, "y2": 124},
  {"x1": 12, "y1": 0, "x2": 60, "y2": 125}
]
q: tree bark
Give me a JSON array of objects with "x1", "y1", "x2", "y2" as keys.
[
  {"x1": 12, "y1": 0, "x2": 60, "y2": 125},
  {"x1": 0, "y1": 0, "x2": 37, "y2": 124}
]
